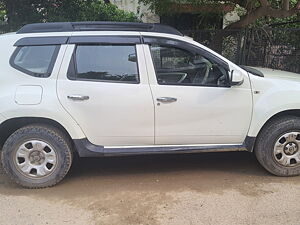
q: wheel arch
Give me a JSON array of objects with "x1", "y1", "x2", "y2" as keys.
[
  {"x1": 258, "y1": 109, "x2": 300, "y2": 133},
  {"x1": 0, "y1": 117, "x2": 74, "y2": 150},
  {"x1": 250, "y1": 109, "x2": 300, "y2": 152}
]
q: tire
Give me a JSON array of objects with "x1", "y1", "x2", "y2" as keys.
[
  {"x1": 1, "y1": 124, "x2": 73, "y2": 188},
  {"x1": 255, "y1": 116, "x2": 300, "y2": 176}
]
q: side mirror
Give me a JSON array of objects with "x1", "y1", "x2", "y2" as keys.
[{"x1": 230, "y1": 70, "x2": 244, "y2": 86}]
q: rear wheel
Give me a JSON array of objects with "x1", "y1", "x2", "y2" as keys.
[
  {"x1": 1, "y1": 124, "x2": 72, "y2": 188},
  {"x1": 255, "y1": 116, "x2": 300, "y2": 176}
]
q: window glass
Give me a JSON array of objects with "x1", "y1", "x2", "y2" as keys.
[
  {"x1": 75, "y1": 45, "x2": 139, "y2": 83},
  {"x1": 12, "y1": 45, "x2": 57, "y2": 76},
  {"x1": 150, "y1": 45, "x2": 228, "y2": 86}
]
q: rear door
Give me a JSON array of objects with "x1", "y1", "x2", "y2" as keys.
[{"x1": 57, "y1": 34, "x2": 154, "y2": 146}]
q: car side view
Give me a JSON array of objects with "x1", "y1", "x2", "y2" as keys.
[{"x1": 1, "y1": 21, "x2": 300, "y2": 188}]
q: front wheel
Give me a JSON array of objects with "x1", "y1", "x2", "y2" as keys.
[
  {"x1": 255, "y1": 116, "x2": 300, "y2": 176},
  {"x1": 1, "y1": 124, "x2": 73, "y2": 188}
]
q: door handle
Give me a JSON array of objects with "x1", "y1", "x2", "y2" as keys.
[
  {"x1": 157, "y1": 97, "x2": 177, "y2": 103},
  {"x1": 67, "y1": 95, "x2": 89, "y2": 101}
]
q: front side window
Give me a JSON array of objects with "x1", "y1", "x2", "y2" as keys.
[
  {"x1": 72, "y1": 45, "x2": 139, "y2": 83},
  {"x1": 10, "y1": 45, "x2": 58, "y2": 77},
  {"x1": 150, "y1": 45, "x2": 228, "y2": 87}
]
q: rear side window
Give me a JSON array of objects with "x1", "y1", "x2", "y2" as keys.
[
  {"x1": 68, "y1": 45, "x2": 139, "y2": 83},
  {"x1": 10, "y1": 45, "x2": 60, "y2": 78}
]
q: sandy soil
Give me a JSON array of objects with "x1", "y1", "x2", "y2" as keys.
[{"x1": 0, "y1": 152, "x2": 300, "y2": 225}]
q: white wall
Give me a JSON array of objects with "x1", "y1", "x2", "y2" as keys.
[{"x1": 223, "y1": 5, "x2": 242, "y2": 28}]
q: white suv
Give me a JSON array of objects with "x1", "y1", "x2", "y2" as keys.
[{"x1": 1, "y1": 22, "x2": 300, "y2": 188}]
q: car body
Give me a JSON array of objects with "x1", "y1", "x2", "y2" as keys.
[{"x1": 1, "y1": 22, "x2": 300, "y2": 188}]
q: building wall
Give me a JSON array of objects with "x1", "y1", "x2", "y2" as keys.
[
  {"x1": 110, "y1": 0, "x2": 160, "y2": 23},
  {"x1": 223, "y1": 9, "x2": 240, "y2": 28}
]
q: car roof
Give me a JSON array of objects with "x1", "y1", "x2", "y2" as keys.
[{"x1": 17, "y1": 21, "x2": 183, "y2": 37}]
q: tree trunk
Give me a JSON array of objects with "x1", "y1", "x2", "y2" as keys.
[
  {"x1": 4, "y1": 0, "x2": 17, "y2": 25},
  {"x1": 283, "y1": 0, "x2": 290, "y2": 11}
]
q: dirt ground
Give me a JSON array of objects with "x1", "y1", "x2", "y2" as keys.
[{"x1": 0, "y1": 151, "x2": 300, "y2": 225}]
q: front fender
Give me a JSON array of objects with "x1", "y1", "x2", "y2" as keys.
[{"x1": 248, "y1": 74, "x2": 300, "y2": 136}]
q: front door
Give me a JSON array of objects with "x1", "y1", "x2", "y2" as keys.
[
  {"x1": 57, "y1": 36, "x2": 154, "y2": 146},
  {"x1": 142, "y1": 37, "x2": 252, "y2": 145}
]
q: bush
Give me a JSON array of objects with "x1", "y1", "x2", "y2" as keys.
[
  {"x1": 79, "y1": 1, "x2": 139, "y2": 22},
  {"x1": 3, "y1": 0, "x2": 139, "y2": 25}
]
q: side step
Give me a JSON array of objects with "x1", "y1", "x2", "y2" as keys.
[{"x1": 74, "y1": 138, "x2": 252, "y2": 157}]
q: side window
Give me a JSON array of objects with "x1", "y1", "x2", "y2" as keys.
[
  {"x1": 149, "y1": 45, "x2": 228, "y2": 87},
  {"x1": 10, "y1": 45, "x2": 59, "y2": 77},
  {"x1": 71, "y1": 45, "x2": 139, "y2": 83}
]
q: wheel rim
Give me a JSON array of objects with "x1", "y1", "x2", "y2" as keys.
[
  {"x1": 273, "y1": 132, "x2": 300, "y2": 167},
  {"x1": 14, "y1": 140, "x2": 57, "y2": 178}
]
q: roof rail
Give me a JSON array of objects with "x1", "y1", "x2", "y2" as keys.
[{"x1": 17, "y1": 21, "x2": 183, "y2": 36}]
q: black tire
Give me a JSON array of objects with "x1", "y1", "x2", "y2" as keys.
[
  {"x1": 255, "y1": 116, "x2": 300, "y2": 176},
  {"x1": 1, "y1": 124, "x2": 73, "y2": 188}
]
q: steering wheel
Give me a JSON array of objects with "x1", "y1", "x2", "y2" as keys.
[
  {"x1": 217, "y1": 66, "x2": 228, "y2": 86},
  {"x1": 192, "y1": 63, "x2": 210, "y2": 84},
  {"x1": 201, "y1": 63, "x2": 213, "y2": 85},
  {"x1": 192, "y1": 56, "x2": 213, "y2": 84}
]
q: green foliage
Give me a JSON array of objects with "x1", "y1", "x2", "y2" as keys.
[
  {"x1": 254, "y1": 0, "x2": 300, "y2": 27},
  {"x1": 44, "y1": 0, "x2": 139, "y2": 22},
  {"x1": 79, "y1": 1, "x2": 140, "y2": 22},
  {"x1": 255, "y1": 15, "x2": 300, "y2": 28},
  {"x1": 0, "y1": 10, "x2": 5, "y2": 23},
  {"x1": 139, "y1": 0, "x2": 300, "y2": 28},
  {"x1": 139, "y1": 0, "x2": 225, "y2": 16},
  {"x1": 139, "y1": 0, "x2": 174, "y2": 15},
  {"x1": 1, "y1": 0, "x2": 139, "y2": 25},
  {"x1": 268, "y1": 0, "x2": 298, "y2": 9},
  {"x1": 142, "y1": 0, "x2": 256, "y2": 15}
]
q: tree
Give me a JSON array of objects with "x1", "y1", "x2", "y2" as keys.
[
  {"x1": 139, "y1": 0, "x2": 300, "y2": 29},
  {"x1": 227, "y1": 0, "x2": 300, "y2": 29},
  {"x1": 1, "y1": 0, "x2": 44, "y2": 24},
  {"x1": 78, "y1": 1, "x2": 139, "y2": 22},
  {"x1": 0, "y1": 0, "x2": 139, "y2": 25}
]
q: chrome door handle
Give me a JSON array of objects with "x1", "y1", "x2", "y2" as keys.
[
  {"x1": 157, "y1": 97, "x2": 177, "y2": 103},
  {"x1": 67, "y1": 95, "x2": 89, "y2": 101}
]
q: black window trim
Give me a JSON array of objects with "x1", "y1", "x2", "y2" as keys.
[
  {"x1": 9, "y1": 45, "x2": 61, "y2": 78},
  {"x1": 68, "y1": 35, "x2": 142, "y2": 45},
  {"x1": 143, "y1": 36, "x2": 231, "y2": 88},
  {"x1": 17, "y1": 22, "x2": 183, "y2": 36},
  {"x1": 67, "y1": 43, "x2": 141, "y2": 84},
  {"x1": 14, "y1": 36, "x2": 69, "y2": 46}
]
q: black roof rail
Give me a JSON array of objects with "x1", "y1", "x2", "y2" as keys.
[{"x1": 17, "y1": 21, "x2": 183, "y2": 36}]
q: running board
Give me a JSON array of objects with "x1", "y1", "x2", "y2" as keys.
[{"x1": 74, "y1": 138, "x2": 253, "y2": 157}]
